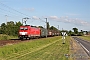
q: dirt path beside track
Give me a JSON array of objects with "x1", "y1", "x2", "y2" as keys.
[
  {"x1": 70, "y1": 37, "x2": 90, "y2": 60},
  {"x1": 0, "y1": 40, "x2": 21, "y2": 46}
]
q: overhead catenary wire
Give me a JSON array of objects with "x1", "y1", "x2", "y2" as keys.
[
  {"x1": 0, "y1": 7, "x2": 20, "y2": 17},
  {"x1": 0, "y1": 2, "x2": 48, "y2": 20},
  {"x1": 0, "y1": 2, "x2": 46, "y2": 24},
  {"x1": 0, "y1": 2, "x2": 57, "y2": 27},
  {"x1": 0, "y1": 2, "x2": 34, "y2": 25},
  {"x1": 0, "y1": 2, "x2": 31, "y2": 18},
  {"x1": 39, "y1": 18, "x2": 46, "y2": 22}
]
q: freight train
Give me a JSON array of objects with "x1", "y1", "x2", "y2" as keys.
[{"x1": 18, "y1": 25, "x2": 60, "y2": 39}]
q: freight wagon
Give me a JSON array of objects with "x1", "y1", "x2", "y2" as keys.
[
  {"x1": 48, "y1": 30, "x2": 60, "y2": 37},
  {"x1": 40, "y1": 28, "x2": 47, "y2": 38}
]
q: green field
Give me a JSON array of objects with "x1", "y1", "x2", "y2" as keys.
[
  {"x1": 0, "y1": 36, "x2": 70, "y2": 60},
  {"x1": 78, "y1": 36, "x2": 90, "y2": 41},
  {"x1": 0, "y1": 34, "x2": 18, "y2": 40}
]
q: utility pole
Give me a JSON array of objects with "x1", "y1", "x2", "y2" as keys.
[
  {"x1": 45, "y1": 18, "x2": 47, "y2": 38},
  {"x1": 5, "y1": 15, "x2": 8, "y2": 25},
  {"x1": 22, "y1": 18, "x2": 23, "y2": 25},
  {"x1": 62, "y1": 28, "x2": 63, "y2": 31},
  {"x1": 58, "y1": 25, "x2": 59, "y2": 36}
]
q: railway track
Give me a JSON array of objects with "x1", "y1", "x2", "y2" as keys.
[
  {"x1": 0, "y1": 40, "x2": 21, "y2": 46},
  {"x1": 0, "y1": 37, "x2": 52, "y2": 46}
]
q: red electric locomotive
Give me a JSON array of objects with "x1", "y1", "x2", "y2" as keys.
[{"x1": 19, "y1": 25, "x2": 40, "y2": 39}]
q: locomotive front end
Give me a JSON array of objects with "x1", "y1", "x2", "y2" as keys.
[{"x1": 19, "y1": 26, "x2": 30, "y2": 39}]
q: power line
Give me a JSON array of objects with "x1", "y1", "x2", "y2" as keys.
[
  {"x1": 0, "y1": 2, "x2": 31, "y2": 18},
  {"x1": 0, "y1": 7, "x2": 18, "y2": 16},
  {"x1": 0, "y1": 2, "x2": 49, "y2": 24},
  {"x1": 39, "y1": 18, "x2": 46, "y2": 22},
  {"x1": 0, "y1": 7, "x2": 23, "y2": 19},
  {"x1": 0, "y1": 2, "x2": 61, "y2": 27}
]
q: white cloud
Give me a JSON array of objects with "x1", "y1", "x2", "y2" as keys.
[
  {"x1": 48, "y1": 16, "x2": 59, "y2": 20},
  {"x1": 30, "y1": 15, "x2": 90, "y2": 26},
  {"x1": 47, "y1": 16, "x2": 90, "y2": 26},
  {"x1": 32, "y1": 16, "x2": 40, "y2": 20}
]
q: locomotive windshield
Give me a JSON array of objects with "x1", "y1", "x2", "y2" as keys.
[
  {"x1": 20, "y1": 27, "x2": 28, "y2": 30},
  {"x1": 20, "y1": 27, "x2": 24, "y2": 30},
  {"x1": 24, "y1": 27, "x2": 28, "y2": 30}
]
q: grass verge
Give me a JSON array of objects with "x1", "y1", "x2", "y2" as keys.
[
  {"x1": 78, "y1": 36, "x2": 90, "y2": 41},
  {"x1": 0, "y1": 36, "x2": 70, "y2": 60},
  {"x1": 0, "y1": 34, "x2": 18, "y2": 40}
]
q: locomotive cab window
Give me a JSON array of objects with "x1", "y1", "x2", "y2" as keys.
[
  {"x1": 24, "y1": 27, "x2": 28, "y2": 30},
  {"x1": 20, "y1": 27, "x2": 24, "y2": 30}
]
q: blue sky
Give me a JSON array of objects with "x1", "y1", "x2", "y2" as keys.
[{"x1": 0, "y1": 0, "x2": 90, "y2": 31}]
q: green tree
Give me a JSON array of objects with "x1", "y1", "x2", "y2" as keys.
[
  {"x1": 15, "y1": 21, "x2": 22, "y2": 36},
  {"x1": 72, "y1": 28, "x2": 78, "y2": 35},
  {"x1": 68, "y1": 30, "x2": 72, "y2": 36},
  {"x1": 0, "y1": 23, "x2": 6, "y2": 34},
  {"x1": 38, "y1": 26, "x2": 43, "y2": 28},
  {"x1": 49, "y1": 26, "x2": 58, "y2": 30},
  {"x1": 0, "y1": 21, "x2": 22, "y2": 36},
  {"x1": 80, "y1": 30, "x2": 83, "y2": 36},
  {"x1": 6, "y1": 21, "x2": 15, "y2": 35}
]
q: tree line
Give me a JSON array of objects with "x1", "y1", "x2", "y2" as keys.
[
  {"x1": 0, "y1": 21, "x2": 58, "y2": 36},
  {"x1": 0, "y1": 21, "x2": 86, "y2": 36},
  {"x1": 0, "y1": 21, "x2": 22, "y2": 36},
  {"x1": 61, "y1": 28, "x2": 86, "y2": 36}
]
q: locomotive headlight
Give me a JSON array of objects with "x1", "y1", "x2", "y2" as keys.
[
  {"x1": 19, "y1": 32, "x2": 22, "y2": 35},
  {"x1": 19, "y1": 32, "x2": 27, "y2": 35}
]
